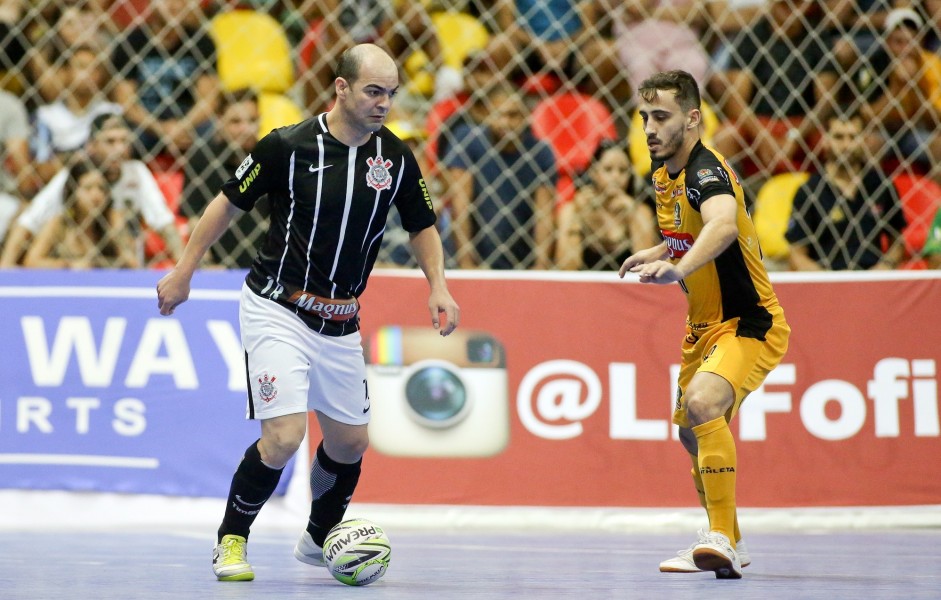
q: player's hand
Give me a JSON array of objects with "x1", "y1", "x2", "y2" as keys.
[
  {"x1": 156, "y1": 269, "x2": 192, "y2": 316},
  {"x1": 618, "y1": 245, "x2": 663, "y2": 278},
  {"x1": 630, "y1": 260, "x2": 685, "y2": 285},
  {"x1": 428, "y1": 287, "x2": 460, "y2": 336}
]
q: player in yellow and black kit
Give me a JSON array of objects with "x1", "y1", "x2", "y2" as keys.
[{"x1": 619, "y1": 71, "x2": 789, "y2": 579}]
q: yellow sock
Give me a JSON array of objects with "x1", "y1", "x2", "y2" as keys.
[
  {"x1": 689, "y1": 454, "x2": 742, "y2": 542},
  {"x1": 692, "y1": 417, "x2": 737, "y2": 547}
]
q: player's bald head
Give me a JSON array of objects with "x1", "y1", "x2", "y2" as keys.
[{"x1": 336, "y1": 44, "x2": 397, "y2": 84}]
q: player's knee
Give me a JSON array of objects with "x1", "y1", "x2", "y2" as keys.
[
  {"x1": 259, "y1": 417, "x2": 307, "y2": 467},
  {"x1": 325, "y1": 435, "x2": 369, "y2": 464},
  {"x1": 684, "y1": 389, "x2": 725, "y2": 426}
]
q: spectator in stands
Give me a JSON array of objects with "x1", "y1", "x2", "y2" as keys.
[
  {"x1": 556, "y1": 139, "x2": 658, "y2": 270},
  {"x1": 298, "y1": 1, "x2": 459, "y2": 112},
  {"x1": 111, "y1": 0, "x2": 219, "y2": 160},
  {"x1": 610, "y1": 0, "x2": 711, "y2": 102},
  {"x1": 924, "y1": 205, "x2": 941, "y2": 269},
  {"x1": 181, "y1": 88, "x2": 264, "y2": 269},
  {"x1": 0, "y1": 114, "x2": 183, "y2": 267},
  {"x1": 22, "y1": 2, "x2": 115, "y2": 106},
  {"x1": 827, "y1": 0, "x2": 896, "y2": 73},
  {"x1": 701, "y1": 0, "x2": 768, "y2": 105},
  {"x1": 377, "y1": 118, "x2": 432, "y2": 268},
  {"x1": 435, "y1": 51, "x2": 501, "y2": 171},
  {"x1": 859, "y1": 8, "x2": 941, "y2": 185},
  {"x1": 785, "y1": 112, "x2": 907, "y2": 271},
  {"x1": 33, "y1": 45, "x2": 123, "y2": 167},
  {"x1": 0, "y1": 89, "x2": 42, "y2": 245},
  {"x1": 22, "y1": 159, "x2": 140, "y2": 269},
  {"x1": 712, "y1": 0, "x2": 837, "y2": 176},
  {"x1": 0, "y1": 0, "x2": 29, "y2": 91},
  {"x1": 485, "y1": 0, "x2": 630, "y2": 129},
  {"x1": 442, "y1": 86, "x2": 557, "y2": 270}
]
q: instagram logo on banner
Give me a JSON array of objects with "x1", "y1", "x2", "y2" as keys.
[{"x1": 364, "y1": 326, "x2": 509, "y2": 458}]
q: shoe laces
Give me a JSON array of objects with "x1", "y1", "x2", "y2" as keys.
[
  {"x1": 701, "y1": 531, "x2": 734, "y2": 552},
  {"x1": 221, "y1": 536, "x2": 247, "y2": 562}
]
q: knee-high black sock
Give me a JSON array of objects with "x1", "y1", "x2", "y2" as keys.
[
  {"x1": 218, "y1": 439, "x2": 283, "y2": 543},
  {"x1": 305, "y1": 442, "x2": 362, "y2": 547}
]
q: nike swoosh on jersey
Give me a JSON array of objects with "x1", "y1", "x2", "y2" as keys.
[{"x1": 309, "y1": 164, "x2": 333, "y2": 173}]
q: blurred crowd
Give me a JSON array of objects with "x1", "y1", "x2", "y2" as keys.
[{"x1": 1, "y1": 0, "x2": 940, "y2": 272}]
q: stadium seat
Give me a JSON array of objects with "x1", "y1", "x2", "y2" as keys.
[
  {"x1": 893, "y1": 173, "x2": 941, "y2": 267},
  {"x1": 629, "y1": 103, "x2": 720, "y2": 177},
  {"x1": 531, "y1": 92, "x2": 617, "y2": 203},
  {"x1": 258, "y1": 92, "x2": 304, "y2": 138},
  {"x1": 210, "y1": 9, "x2": 294, "y2": 94},
  {"x1": 752, "y1": 172, "x2": 810, "y2": 261},
  {"x1": 404, "y1": 12, "x2": 490, "y2": 97}
]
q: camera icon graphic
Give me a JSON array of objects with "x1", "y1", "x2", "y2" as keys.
[{"x1": 364, "y1": 326, "x2": 509, "y2": 458}]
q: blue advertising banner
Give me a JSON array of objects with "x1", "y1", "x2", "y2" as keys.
[{"x1": 0, "y1": 269, "x2": 292, "y2": 497}]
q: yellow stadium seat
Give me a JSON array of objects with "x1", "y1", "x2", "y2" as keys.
[
  {"x1": 258, "y1": 92, "x2": 304, "y2": 138},
  {"x1": 211, "y1": 10, "x2": 294, "y2": 94},
  {"x1": 752, "y1": 172, "x2": 811, "y2": 260},
  {"x1": 629, "y1": 102, "x2": 720, "y2": 177},
  {"x1": 405, "y1": 12, "x2": 490, "y2": 96}
]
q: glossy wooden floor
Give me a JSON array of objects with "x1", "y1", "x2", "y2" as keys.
[{"x1": 2, "y1": 529, "x2": 938, "y2": 599}]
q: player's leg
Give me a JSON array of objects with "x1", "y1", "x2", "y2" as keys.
[
  {"x1": 214, "y1": 287, "x2": 313, "y2": 581},
  {"x1": 684, "y1": 370, "x2": 741, "y2": 578},
  {"x1": 295, "y1": 413, "x2": 369, "y2": 565},
  {"x1": 295, "y1": 330, "x2": 371, "y2": 566}
]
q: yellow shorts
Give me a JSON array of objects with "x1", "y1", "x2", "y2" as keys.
[{"x1": 673, "y1": 310, "x2": 790, "y2": 428}]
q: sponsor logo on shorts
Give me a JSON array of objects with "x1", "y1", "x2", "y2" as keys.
[
  {"x1": 287, "y1": 291, "x2": 359, "y2": 321},
  {"x1": 258, "y1": 373, "x2": 278, "y2": 402}
]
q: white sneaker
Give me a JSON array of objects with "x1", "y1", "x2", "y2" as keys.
[
  {"x1": 659, "y1": 529, "x2": 751, "y2": 573},
  {"x1": 692, "y1": 530, "x2": 743, "y2": 579},
  {"x1": 212, "y1": 534, "x2": 254, "y2": 581},
  {"x1": 293, "y1": 530, "x2": 326, "y2": 566}
]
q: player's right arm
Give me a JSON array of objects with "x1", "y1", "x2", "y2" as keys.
[
  {"x1": 618, "y1": 242, "x2": 668, "y2": 278},
  {"x1": 157, "y1": 193, "x2": 242, "y2": 315}
]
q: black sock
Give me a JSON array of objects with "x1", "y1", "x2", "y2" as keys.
[
  {"x1": 306, "y1": 442, "x2": 362, "y2": 547},
  {"x1": 217, "y1": 439, "x2": 283, "y2": 543}
]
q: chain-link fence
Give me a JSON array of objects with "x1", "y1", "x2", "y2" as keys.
[{"x1": 1, "y1": 0, "x2": 940, "y2": 270}]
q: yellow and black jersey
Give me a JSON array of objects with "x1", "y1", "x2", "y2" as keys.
[{"x1": 650, "y1": 141, "x2": 782, "y2": 340}]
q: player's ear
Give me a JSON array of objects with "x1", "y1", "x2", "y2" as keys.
[
  {"x1": 687, "y1": 109, "x2": 702, "y2": 131},
  {"x1": 335, "y1": 77, "x2": 350, "y2": 98}
]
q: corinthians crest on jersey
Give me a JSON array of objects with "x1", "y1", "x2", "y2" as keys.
[{"x1": 366, "y1": 153, "x2": 394, "y2": 191}]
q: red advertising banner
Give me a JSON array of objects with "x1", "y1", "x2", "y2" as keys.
[{"x1": 310, "y1": 271, "x2": 941, "y2": 508}]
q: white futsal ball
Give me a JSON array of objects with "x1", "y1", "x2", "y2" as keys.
[{"x1": 323, "y1": 518, "x2": 391, "y2": 586}]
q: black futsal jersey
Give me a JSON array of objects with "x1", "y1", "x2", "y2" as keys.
[
  {"x1": 650, "y1": 141, "x2": 782, "y2": 340},
  {"x1": 221, "y1": 113, "x2": 436, "y2": 336}
]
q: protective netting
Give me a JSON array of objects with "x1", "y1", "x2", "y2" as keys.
[{"x1": 0, "y1": 1, "x2": 939, "y2": 271}]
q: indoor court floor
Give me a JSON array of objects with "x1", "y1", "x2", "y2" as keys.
[{"x1": 1, "y1": 529, "x2": 938, "y2": 599}]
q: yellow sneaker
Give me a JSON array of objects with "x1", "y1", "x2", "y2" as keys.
[{"x1": 212, "y1": 534, "x2": 254, "y2": 581}]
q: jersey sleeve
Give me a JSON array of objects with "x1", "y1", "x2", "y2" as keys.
[
  {"x1": 221, "y1": 130, "x2": 283, "y2": 211},
  {"x1": 393, "y1": 150, "x2": 437, "y2": 232},
  {"x1": 686, "y1": 152, "x2": 735, "y2": 211}
]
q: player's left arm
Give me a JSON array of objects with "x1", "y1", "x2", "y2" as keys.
[
  {"x1": 409, "y1": 225, "x2": 460, "y2": 336},
  {"x1": 635, "y1": 194, "x2": 738, "y2": 284}
]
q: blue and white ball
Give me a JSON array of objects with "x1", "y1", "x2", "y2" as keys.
[{"x1": 323, "y1": 518, "x2": 391, "y2": 586}]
